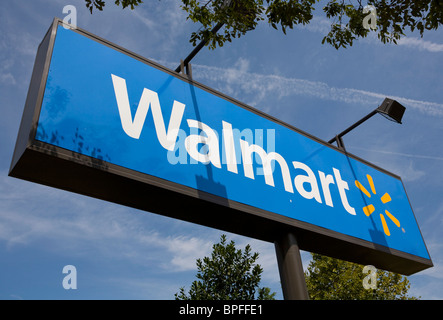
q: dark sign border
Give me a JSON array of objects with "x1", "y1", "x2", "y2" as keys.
[{"x1": 9, "y1": 18, "x2": 432, "y2": 275}]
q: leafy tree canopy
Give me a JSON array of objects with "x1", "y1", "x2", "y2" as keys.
[
  {"x1": 174, "y1": 234, "x2": 276, "y2": 300},
  {"x1": 84, "y1": 0, "x2": 443, "y2": 49},
  {"x1": 305, "y1": 253, "x2": 419, "y2": 300}
]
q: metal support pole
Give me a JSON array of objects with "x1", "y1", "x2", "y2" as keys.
[
  {"x1": 175, "y1": 22, "x2": 224, "y2": 73},
  {"x1": 179, "y1": 60, "x2": 193, "y2": 79},
  {"x1": 328, "y1": 109, "x2": 378, "y2": 146},
  {"x1": 335, "y1": 134, "x2": 345, "y2": 151},
  {"x1": 274, "y1": 232, "x2": 309, "y2": 300}
]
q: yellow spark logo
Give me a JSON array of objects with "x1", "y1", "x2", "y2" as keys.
[{"x1": 355, "y1": 174, "x2": 401, "y2": 236}]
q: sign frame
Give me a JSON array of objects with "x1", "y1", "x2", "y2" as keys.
[{"x1": 9, "y1": 18, "x2": 432, "y2": 275}]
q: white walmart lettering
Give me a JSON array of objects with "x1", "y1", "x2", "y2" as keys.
[
  {"x1": 111, "y1": 74, "x2": 356, "y2": 215},
  {"x1": 111, "y1": 74, "x2": 185, "y2": 150}
]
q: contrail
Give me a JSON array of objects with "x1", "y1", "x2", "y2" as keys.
[
  {"x1": 350, "y1": 146, "x2": 443, "y2": 161},
  {"x1": 191, "y1": 63, "x2": 443, "y2": 117}
]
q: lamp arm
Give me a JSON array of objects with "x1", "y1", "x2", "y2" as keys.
[
  {"x1": 175, "y1": 22, "x2": 225, "y2": 73},
  {"x1": 328, "y1": 109, "x2": 378, "y2": 144}
]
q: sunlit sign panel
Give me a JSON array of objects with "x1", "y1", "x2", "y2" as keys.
[{"x1": 10, "y1": 19, "x2": 432, "y2": 275}]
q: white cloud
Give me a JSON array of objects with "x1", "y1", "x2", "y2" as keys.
[
  {"x1": 130, "y1": 9, "x2": 155, "y2": 30},
  {"x1": 398, "y1": 37, "x2": 443, "y2": 53},
  {"x1": 162, "y1": 235, "x2": 214, "y2": 272},
  {"x1": 1, "y1": 170, "x2": 281, "y2": 285},
  {"x1": 0, "y1": 73, "x2": 16, "y2": 85},
  {"x1": 127, "y1": 0, "x2": 191, "y2": 56},
  {"x1": 0, "y1": 173, "x2": 221, "y2": 272},
  {"x1": 159, "y1": 232, "x2": 282, "y2": 279},
  {"x1": 296, "y1": 16, "x2": 331, "y2": 34}
]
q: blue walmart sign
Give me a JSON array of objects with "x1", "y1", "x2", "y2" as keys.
[{"x1": 34, "y1": 24, "x2": 430, "y2": 263}]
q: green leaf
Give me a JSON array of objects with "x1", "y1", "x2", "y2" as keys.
[{"x1": 85, "y1": 1, "x2": 443, "y2": 51}]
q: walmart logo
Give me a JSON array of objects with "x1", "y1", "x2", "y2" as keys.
[{"x1": 355, "y1": 174, "x2": 403, "y2": 236}]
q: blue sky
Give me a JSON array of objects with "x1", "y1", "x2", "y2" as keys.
[{"x1": 1, "y1": 0, "x2": 443, "y2": 300}]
